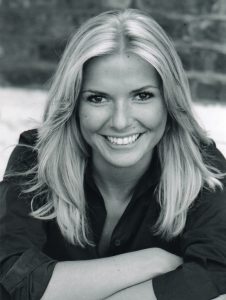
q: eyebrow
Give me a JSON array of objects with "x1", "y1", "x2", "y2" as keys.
[
  {"x1": 81, "y1": 85, "x2": 159, "y2": 94},
  {"x1": 81, "y1": 89, "x2": 108, "y2": 95},
  {"x1": 131, "y1": 85, "x2": 159, "y2": 93}
]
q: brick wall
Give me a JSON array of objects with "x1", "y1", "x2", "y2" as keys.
[{"x1": 0, "y1": 0, "x2": 226, "y2": 103}]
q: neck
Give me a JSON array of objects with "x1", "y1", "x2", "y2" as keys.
[{"x1": 92, "y1": 154, "x2": 153, "y2": 203}]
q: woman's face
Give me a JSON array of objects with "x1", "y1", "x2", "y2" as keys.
[{"x1": 79, "y1": 52, "x2": 167, "y2": 169}]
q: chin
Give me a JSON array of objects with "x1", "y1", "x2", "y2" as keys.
[{"x1": 105, "y1": 152, "x2": 149, "y2": 169}]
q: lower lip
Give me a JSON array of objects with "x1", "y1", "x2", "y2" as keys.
[{"x1": 104, "y1": 134, "x2": 144, "y2": 148}]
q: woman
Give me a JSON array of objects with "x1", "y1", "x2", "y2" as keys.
[{"x1": 0, "y1": 9, "x2": 226, "y2": 300}]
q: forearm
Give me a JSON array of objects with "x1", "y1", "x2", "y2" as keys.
[
  {"x1": 105, "y1": 284, "x2": 226, "y2": 300},
  {"x1": 41, "y1": 248, "x2": 181, "y2": 300},
  {"x1": 212, "y1": 295, "x2": 226, "y2": 300},
  {"x1": 105, "y1": 280, "x2": 157, "y2": 300}
]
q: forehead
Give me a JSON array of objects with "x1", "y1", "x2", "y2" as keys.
[{"x1": 81, "y1": 53, "x2": 161, "y2": 91}]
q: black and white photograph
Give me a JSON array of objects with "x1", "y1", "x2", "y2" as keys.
[{"x1": 0, "y1": 1, "x2": 226, "y2": 299}]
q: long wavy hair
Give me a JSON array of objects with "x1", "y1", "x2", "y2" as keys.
[{"x1": 24, "y1": 9, "x2": 223, "y2": 246}]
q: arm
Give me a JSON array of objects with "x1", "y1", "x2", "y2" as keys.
[
  {"x1": 41, "y1": 249, "x2": 182, "y2": 300},
  {"x1": 0, "y1": 130, "x2": 57, "y2": 300},
  {"x1": 0, "y1": 182, "x2": 181, "y2": 300},
  {"x1": 152, "y1": 195, "x2": 226, "y2": 300},
  {"x1": 105, "y1": 282, "x2": 226, "y2": 300},
  {"x1": 105, "y1": 280, "x2": 156, "y2": 300},
  {"x1": 152, "y1": 145, "x2": 226, "y2": 300},
  {"x1": 0, "y1": 178, "x2": 182, "y2": 300},
  {"x1": 104, "y1": 144, "x2": 226, "y2": 300},
  {"x1": 0, "y1": 131, "x2": 182, "y2": 300},
  {"x1": 105, "y1": 284, "x2": 226, "y2": 300},
  {"x1": 0, "y1": 181, "x2": 57, "y2": 300}
]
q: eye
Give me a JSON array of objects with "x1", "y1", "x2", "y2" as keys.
[
  {"x1": 86, "y1": 94, "x2": 107, "y2": 104},
  {"x1": 134, "y1": 92, "x2": 154, "y2": 102}
]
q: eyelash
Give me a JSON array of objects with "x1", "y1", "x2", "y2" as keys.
[
  {"x1": 85, "y1": 91, "x2": 154, "y2": 104},
  {"x1": 134, "y1": 92, "x2": 154, "y2": 101},
  {"x1": 86, "y1": 95, "x2": 107, "y2": 104}
]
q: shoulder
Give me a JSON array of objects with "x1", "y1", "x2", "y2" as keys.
[
  {"x1": 184, "y1": 140, "x2": 226, "y2": 215},
  {"x1": 18, "y1": 128, "x2": 38, "y2": 146},
  {"x1": 4, "y1": 129, "x2": 38, "y2": 180},
  {"x1": 184, "y1": 141, "x2": 226, "y2": 230},
  {"x1": 201, "y1": 140, "x2": 226, "y2": 174}
]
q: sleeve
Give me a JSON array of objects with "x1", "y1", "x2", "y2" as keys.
[
  {"x1": 0, "y1": 130, "x2": 57, "y2": 300},
  {"x1": 152, "y1": 143, "x2": 226, "y2": 300}
]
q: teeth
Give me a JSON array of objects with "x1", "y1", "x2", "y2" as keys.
[{"x1": 107, "y1": 134, "x2": 140, "y2": 145}]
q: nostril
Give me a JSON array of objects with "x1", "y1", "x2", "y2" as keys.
[{"x1": 111, "y1": 107, "x2": 131, "y2": 129}]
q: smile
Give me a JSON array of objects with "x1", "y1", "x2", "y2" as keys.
[{"x1": 105, "y1": 134, "x2": 142, "y2": 145}]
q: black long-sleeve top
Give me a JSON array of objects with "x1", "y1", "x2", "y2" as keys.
[{"x1": 0, "y1": 129, "x2": 226, "y2": 300}]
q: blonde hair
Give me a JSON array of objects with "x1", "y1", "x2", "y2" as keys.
[{"x1": 24, "y1": 9, "x2": 223, "y2": 246}]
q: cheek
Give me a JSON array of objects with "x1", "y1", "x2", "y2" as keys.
[
  {"x1": 79, "y1": 106, "x2": 106, "y2": 136},
  {"x1": 140, "y1": 105, "x2": 167, "y2": 131},
  {"x1": 79, "y1": 113, "x2": 94, "y2": 137},
  {"x1": 155, "y1": 108, "x2": 167, "y2": 130}
]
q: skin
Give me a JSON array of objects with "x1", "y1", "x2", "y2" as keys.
[
  {"x1": 41, "y1": 53, "x2": 182, "y2": 300},
  {"x1": 42, "y1": 248, "x2": 182, "y2": 300},
  {"x1": 79, "y1": 52, "x2": 168, "y2": 256},
  {"x1": 79, "y1": 52, "x2": 167, "y2": 174},
  {"x1": 41, "y1": 53, "x2": 225, "y2": 299}
]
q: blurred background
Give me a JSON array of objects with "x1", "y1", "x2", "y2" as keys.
[{"x1": 0, "y1": 0, "x2": 226, "y2": 180}]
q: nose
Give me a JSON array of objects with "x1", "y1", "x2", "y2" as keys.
[{"x1": 111, "y1": 100, "x2": 131, "y2": 130}]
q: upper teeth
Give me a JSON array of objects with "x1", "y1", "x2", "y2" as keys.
[{"x1": 107, "y1": 134, "x2": 140, "y2": 145}]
